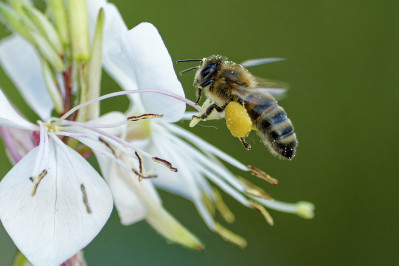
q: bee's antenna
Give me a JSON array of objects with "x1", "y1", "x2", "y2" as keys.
[
  {"x1": 176, "y1": 59, "x2": 202, "y2": 63},
  {"x1": 179, "y1": 66, "x2": 199, "y2": 75}
]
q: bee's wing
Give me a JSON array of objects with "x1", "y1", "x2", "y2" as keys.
[
  {"x1": 240, "y1": 58, "x2": 285, "y2": 68},
  {"x1": 250, "y1": 76, "x2": 289, "y2": 100},
  {"x1": 239, "y1": 58, "x2": 288, "y2": 100},
  {"x1": 233, "y1": 86, "x2": 287, "y2": 101}
]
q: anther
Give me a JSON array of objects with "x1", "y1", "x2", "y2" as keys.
[
  {"x1": 214, "y1": 223, "x2": 247, "y2": 248},
  {"x1": 135, "y1": 151, "x2": 143, "y2": 174},
  {"x1": 127, "y1": 114, "x2": 164, "y2": 122},
  {"x1": 131, "y1": 168, "x2": 157, "y2": 182},
  {"x1": 152, "y1": 157, "x2": 178, "y2": 172},
  {"x1": 250, "y1": 201, "x2": 274, "y2": 226},
  {"x1": 81, "y1": 184, "x2": 92, "y2": 214},
  {"x1": 247, "y1": 165, "x2": 278, "y2": 185},
  {"x1": 213, "y1": 188, "x2": 235, "y2": 224},
  {"x1": 238, "y1": 176, "x2": 273, "y2": 200},
  {"x1": 201, "y1": 191, "x2": 216, "y2": 216},
  {"x1": 31, "y1": 169, "x2": 48, "y2": 196},
  {"x1": 98, "y1": 137, "x2": 116, "y2": 156}
]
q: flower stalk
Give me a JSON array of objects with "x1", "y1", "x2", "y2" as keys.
[{"x1": 41, "y1": 57, "x2": 64, "y2": 114}]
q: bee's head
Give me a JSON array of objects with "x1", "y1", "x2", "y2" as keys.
[
  {"x1": 177, "y1": 55, "x2": 224, "y2": 88},
  {"x1": 193, "y1": 55, "x2": 224, "y2": 88}
]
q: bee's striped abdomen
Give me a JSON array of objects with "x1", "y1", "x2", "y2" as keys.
[{"x1": 244, "y1": 93, "x2": 297, "y2": 159}]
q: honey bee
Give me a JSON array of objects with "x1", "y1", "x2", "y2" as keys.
[{"x1": 177, "y1": 55, "x2": 297, "y2": 160}]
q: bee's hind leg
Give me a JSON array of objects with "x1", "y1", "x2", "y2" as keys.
[{"x1": 239, "y1": 137, "x2": 251, "y2": 150}]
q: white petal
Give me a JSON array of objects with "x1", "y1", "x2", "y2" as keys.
[
  {"x1": 94, "y1": 150, "x2": 161, "y2": 225},
  {"x1": 117, "y1": 23, "x2": 186, "y2": 122},
  {"x1": 73, "y1": 114, "x2": 161, "y2": 225},
  {"x1": 106, "y1": 161, "x2": 161, "y2": 225},
  {"x1": 147, "y1": 131, "x2": 192, "y2": 199},
  {"x1": 0, "y1": 137, "x2": 113, "y2": 266},
  {"x1": 0, "y1": 35, "x2": 53, "y2": 120},
  {"x1": 0, "y1": 89, "x2": 38, "y2": 130},
  {"x1": 150, "y1": 130, "x2": 215, "y2": 228}
]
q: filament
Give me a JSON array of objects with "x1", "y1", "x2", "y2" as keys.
[{"x1": 58, "y1": 89, "x2": 201, "y2": 121}]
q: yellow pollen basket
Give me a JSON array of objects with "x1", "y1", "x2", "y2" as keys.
[{"x1": 225, "y1": 102, "x2": 252, "y2": 138}]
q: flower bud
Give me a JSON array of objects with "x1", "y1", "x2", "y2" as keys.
[
  {"x1": 0, "y1": 2, "x2": 34, "y2": 43},
  {"x1": 22, "y1": 4, "x2": 63, "y2": 55},
  {"x1": 68, "y1": 0, "x2": 90, "y2": 62},
  {"x1": 48, "y1": 0, "x2": 69, "y2": 47},
  {"x1": 31, "y1": 31, "x2": 65, "y2": 71}
]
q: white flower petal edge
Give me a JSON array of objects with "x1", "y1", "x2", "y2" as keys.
[
  {"x1": 0, "y1": 89, "x2": 38, "y2": 130},
  {"x1": 0, "y1": 136, "x2": 113, "y2": 266},
  {"x1": 0, "y1": 35, "x2": 53, "y2": 120},
  {"x1": 116, "y1": 23, "x2": 186, "y2": 122}
]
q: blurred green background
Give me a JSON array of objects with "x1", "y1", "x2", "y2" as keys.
[{"x1": 1, "y1": 0, "x2": 398, "y2": 265}]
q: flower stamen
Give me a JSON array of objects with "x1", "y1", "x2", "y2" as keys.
[
  {"x1": 31, "y1": 169, "x2": 48, "y2": 196},
  {"x1": 248, "y1": 165, "x2": 279, "y2": 185},
  {"x1": 131, "y1": 168, "x2": 157, "y2": 181},
  {"x1": 238, "y1": 176, "x2": 273, "y2": 200},
  {"x1": 202, "y1": 192, "x2": 216, "y2": 216},
  {"x1": 80, "y1": 184, "x2": 92, "y2": 214},
  {"x1": 212, "y1": 188, "x2": 235, "y2": 224},
  {"x1": 98, "y1": 137, "x2": 116, "y2": 156},
  {"x1": 134, "y1": 151, "x2": 143, "y2": 174},
  {"x1": 250, "y1": 200, "x2": 274, "y2": 226},
  {"x1": 214, "y1": 223, "x2": 247, "y2": 248},
  {"x1": 128, "y1": 113, "x2": 164, "y2": 121},
  {"x1": 60, "y1": 121, "x2": 153, "y2": 158},
  {"x1": 58, "y1": 89, "x2": 201, "y2": 122},
  {"x1": 152, "y1": 157, "x2": 178, "y2": 172}
]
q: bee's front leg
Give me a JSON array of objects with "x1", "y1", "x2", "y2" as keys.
[
  {"x1": 195, "y1": 87, "x2": 202, "y2": 105},
  {"x1": 193, "y1": 102, "x2": 227, "y2": 120},
  {"x1": 195, "y1": 79, "x2": 214, "y2": 105}
]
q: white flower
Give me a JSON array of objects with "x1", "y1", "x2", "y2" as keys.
[
  {"x1": 0, "y1": 1, "x2": 314, "y2": 264},
  {"x1": 0, "y1": 1, "x2": 186, "y2": 261},
  {"x1": 89, "y1": 0, "x2": 314, "y2": 246},
  {"x1": 0, "y1": 89, "x2": 114, "y2": 266},
  {"x1": 0, "y1": 0, "x2": 203, "y2": 256}
]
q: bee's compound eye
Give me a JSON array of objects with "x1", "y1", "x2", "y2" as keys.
[{"x1": 201, "y1": 64, "x2": 217, "y2": 77}]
